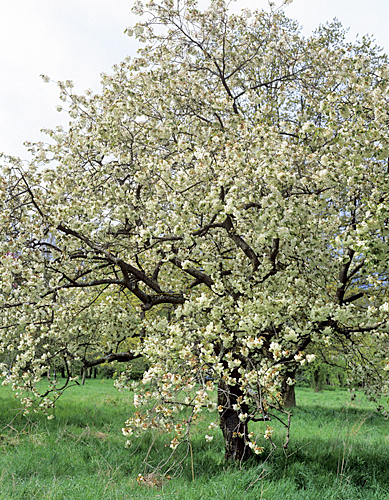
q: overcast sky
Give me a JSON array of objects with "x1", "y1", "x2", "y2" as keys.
[{"x1": 1, "y1": 0, "x2": 387, "y2": 160}]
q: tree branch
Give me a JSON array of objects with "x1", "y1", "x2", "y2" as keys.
[
  {"x1": 84, "y1": 352, "x2": 141, "y2": 368},
  {"x1": 169, "y1": 256, "x2": 214, "y2": 288},
  {"x1": 222, "y1": 216, "x2": 260, "y2": 272}
]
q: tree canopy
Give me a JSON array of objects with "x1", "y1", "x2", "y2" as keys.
[{"x1": 1, "y1": 0, "x2": 389, "y2": 461}]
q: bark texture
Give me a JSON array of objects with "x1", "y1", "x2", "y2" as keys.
[
  {"x1": 218, "y1": 380, "x2": 251, "y2": 461},
  {"x1": 282, "y1": 383, "x2": 296, "y2": 408},
  {"x1": 282, "y1": 370, "x2": 297, "y2": 408}
]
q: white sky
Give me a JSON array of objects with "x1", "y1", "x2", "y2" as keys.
[{"x1": 0, "y1": 0, "x2": 388, "y2": 160}]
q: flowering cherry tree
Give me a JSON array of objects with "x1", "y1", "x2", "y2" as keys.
[{"x1": 1, "y1": 0, "x2": 389, "y2": 461}]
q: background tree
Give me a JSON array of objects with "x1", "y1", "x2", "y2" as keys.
[{"x1": 1, "y1": 0, "x2": 389, "y2": 461}]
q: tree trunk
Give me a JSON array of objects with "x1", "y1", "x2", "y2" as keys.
[
  {"x1": 282, "y1": 369, "x2": 296, "y2": 408},
  {"x1": 283, "y1": 383, "x2": 296, "y2": 408},
  {"x1": 218, "y1": 380, "x2": 251, "y2": 461},
  {"x1": 313, "y1": 368, "x2": 322, "y2": 392}
]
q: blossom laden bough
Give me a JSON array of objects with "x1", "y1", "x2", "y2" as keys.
[{"x1": 1, "y1": 0, "x2": 389, "y2": 462}]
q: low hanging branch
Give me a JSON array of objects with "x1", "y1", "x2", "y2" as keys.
[{"x1": 84, "y1": 352, "x2": 142, "y2": 368}]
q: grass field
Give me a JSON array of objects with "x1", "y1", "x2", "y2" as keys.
[{"x1": 0, "y1": 379, "x2": 388, "y2": 499}]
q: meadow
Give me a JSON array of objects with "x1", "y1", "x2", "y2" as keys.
[{"x1": 0, "y1": 379, "x2": 388, "y2": 499}]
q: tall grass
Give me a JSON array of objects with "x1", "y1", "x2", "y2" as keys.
[{"x1": 0, "y1": 381, "x2": 387, "y2": 499}]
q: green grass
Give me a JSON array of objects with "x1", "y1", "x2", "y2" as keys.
[{"x1": 0, "y1": 381, "x2": 388, "y2": 499}]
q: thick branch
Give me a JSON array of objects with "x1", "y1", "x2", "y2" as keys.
[
  {"x1": 222, "y1": 216, "x2": 260, "y2": 272},
  {"x1": 259, "y1": 238, "x2": 280, "y2": 283},
  {"x1": 169, "y1": 256, "x2": 214, "y2": 288},
  {"x1": 84, "y1": 352, "x2": 141, "y2": 368},
  {"x1": 141, "y1": 293, "x2": 185, "y2": 311},
  {"x1": 336, "y1": 248, "x2": 355, "y2": 304},
  {"x1": 57, "y1": 223, "x2": 163, "y2": 294},
  {"x1": 243, "y1": 202, "x2": 262, "y2": 210},
  {"x1": 343, "y1": 292, "x2": 364, "y2": 304}
]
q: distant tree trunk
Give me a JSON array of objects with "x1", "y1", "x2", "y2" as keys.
[
  {"x1": 283, "y1": 383, "x2": 296, "y2": 408},
  {"x1": 61, "y1": 365, "x2": 65, "y2": 378},
  {"x1": 312, "y1": 368, "x2": 322, "y2": 392},
  {"x1": 218, "y1": 380, "x2": 251, "y2": 461},
  {"x1": 282, "y1": 369, "x2": 297, "y2": 408},
  {"x1": 82, "y1": 368, "x2": 86, "y2": 386}
]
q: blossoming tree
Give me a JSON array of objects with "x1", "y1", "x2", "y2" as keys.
[{"x1": 1, "y1": 0, "x2": 389, "y2": 461}]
